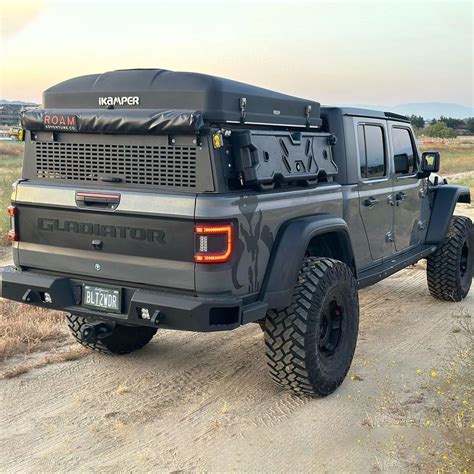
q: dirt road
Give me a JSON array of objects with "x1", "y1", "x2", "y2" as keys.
[{"x1": 1, "y1": 208, "x2": 473, "y2": 472}]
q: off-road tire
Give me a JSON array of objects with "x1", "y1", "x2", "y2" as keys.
[
  {"x1": 427, "y1": 216, "x2": 473, "y2": 302},
  {"x1": 66, "y1": 314, "x2": 157, "y2": 355},
  {"x1": 264, "y1": 257, "x2": 359, "y2": 396}
]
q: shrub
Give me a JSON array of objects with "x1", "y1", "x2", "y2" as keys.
[{"x1": 425, "y1": 122, "x2": 458, "y2": 138}]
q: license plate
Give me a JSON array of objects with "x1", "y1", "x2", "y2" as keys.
[{"x1": 82, "y1": 284, "x2": 121, "y2": 313}]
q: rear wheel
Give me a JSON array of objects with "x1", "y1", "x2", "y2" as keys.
[
  {"x1": 427, "y1": 216, "x2": 473, "y2": 302},
  {"x1": 264, "y1": 257, "x2": 359, "y2": 396},
  {"x1": 66, "y1": 314, "x2": 157, "y2": 355}
]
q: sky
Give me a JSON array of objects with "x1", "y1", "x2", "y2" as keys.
[{"x1": 0, "y1": 0, "x2": 473, "y2": 107}]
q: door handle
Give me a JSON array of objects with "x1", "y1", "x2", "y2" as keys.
[
  {"x1": 75, "y1": 191, "x2": 121, "y2": 210},
  {"x1": 363, "y1": 196, "x2": 379, "y2": 208},
  {"x1": 395, "y1": 191, "x2": 407, "y2": 205}
]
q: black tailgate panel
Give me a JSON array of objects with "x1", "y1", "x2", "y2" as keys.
[{"x1": 17, "y1": 205, "x2": 194, "y2": 262}]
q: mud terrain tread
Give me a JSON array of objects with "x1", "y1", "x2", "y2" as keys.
[
  {"x1": 264, "y1": 257, "x2": 359, "y2": 396},
  {"x1": 66, "y1": 314, "x2": 157, "y2": 355},
  {"x1": 427, "y1": 216, "x2": 472, "y2": 302}
]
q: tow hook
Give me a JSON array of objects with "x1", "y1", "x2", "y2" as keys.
[{"x1": 81, "y1": 322, "x2": 115, "y2": 343}]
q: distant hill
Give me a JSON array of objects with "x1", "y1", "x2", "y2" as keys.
[
  {"x1": 342, "y1": 102, "x2": 473, "y2": 120},
  {"x1": 2, "y1": 99, "x2": 472, "y2": 120},
  {"x1": 0, "y1": 99, "x2": 39, "y2": 107}
]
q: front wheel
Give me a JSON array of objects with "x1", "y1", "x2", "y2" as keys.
[
  {"x1": 427, "y1": 216, "x2": 473, "y2": 302},
  {"x1": 264, "y1": 257, "x2": 359, "y2": 396}
]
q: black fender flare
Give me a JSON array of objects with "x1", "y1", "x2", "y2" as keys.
[
  {"x1": 425, "y1": 185, "x2": 471, "y2": 244},
  {"x1": 261, "y1": 214, "x2": 356, "y2": 309}
]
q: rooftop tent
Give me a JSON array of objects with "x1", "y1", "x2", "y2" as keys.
[{"x1": 36, "y1": 69, "x2": 321, "y2": 129}]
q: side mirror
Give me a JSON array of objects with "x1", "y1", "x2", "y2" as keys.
[
  {"x1": 394, "y1": 153, "x2": 409, "y2": 174},
  {"x1": 420, "y1": 151, "x2": 440, "y2": 173}
]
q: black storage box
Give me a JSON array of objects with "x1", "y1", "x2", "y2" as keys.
[{"x1": 230, "y1": 130, "x2": 338, "y2": 190}]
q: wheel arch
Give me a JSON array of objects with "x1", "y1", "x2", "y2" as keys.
[
  {"x1": 425, "y1": 185, "x2": 471, "y2": 244},
  {"x1": 261, "y1": 215, "x2": 356, "y2": 309},
  {"x1": 306, "y1": 229, "x2": 355, "y2": 271}
]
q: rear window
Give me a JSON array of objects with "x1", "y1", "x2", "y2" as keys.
[{"x1": 358, "y1": 124, "x2": 386, "y2": 179}]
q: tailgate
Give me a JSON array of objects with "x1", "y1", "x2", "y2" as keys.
[{"x1": 13, "y1": 183, "x2": 196, "y2": 291}]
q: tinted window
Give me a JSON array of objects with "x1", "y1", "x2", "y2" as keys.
[
  {"x1": 358, "y1": 124, "x2": 386, "y2": 179},
  {"x1": 392, "y1": 127, "x2": 416, "y2": 174},
  {"x1": 365, "y1": 126, "x2": 386, "y2": 177}
]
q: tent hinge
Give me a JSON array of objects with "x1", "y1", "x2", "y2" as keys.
[{"x1": 239, "y1": 97, "x2": 247, "y2": 124}]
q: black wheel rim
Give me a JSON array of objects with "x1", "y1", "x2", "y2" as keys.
[{"x1": 318, "y1": 294, "x2": 344, "y2": 358}]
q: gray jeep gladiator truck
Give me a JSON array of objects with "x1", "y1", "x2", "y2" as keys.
[{"x1": 0, "y1": 69, "x2": 472, "y2": 396}]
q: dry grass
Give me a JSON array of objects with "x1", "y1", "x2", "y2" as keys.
[
  {"x1": 0, "y1": 298, "x2": 89, "y2": 378},
  {"x1": 0, "y1": 142, "x2": 24, "y2": 157},
  {"x1": 1, "y1": 346, "x2": 87, "y2": 379},
  {"x1": 0, "y1": 299, "x2": 68, "y2": 359},
  {"x1": 430, "y1": 317, "x2": 473, "y2": 471},
  {"x1": 449, "y1": 175, "x2": 474, "y2": 195},
  {"x1": 419, "y1": 136, "x2": 474, "y2": 175},
  {"x1": 382, "y1": 312, "x2": 473, "y2": 472}
]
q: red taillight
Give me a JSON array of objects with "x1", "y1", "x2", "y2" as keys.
[
  {"x1": 7, "y1": 206, "x2": 18, "y2": 241},
  {"x1": 194, "y1": 224, "x2": 233, "y2": 263}
]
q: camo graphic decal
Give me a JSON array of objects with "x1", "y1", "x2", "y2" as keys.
[
  {"x1": 231, "y1": 239, "x2": 245, "y2": 290},
  {"x1": 232, "y1": 195, "x2": 273, "y2": 292}
]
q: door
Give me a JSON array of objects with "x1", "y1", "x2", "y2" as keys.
[
  {"x1": 390, "y1": 125, "x2": 424, "y2": 252},
  {"x1": 357, "y1": 120, "x2": 395, "y2": 262}
]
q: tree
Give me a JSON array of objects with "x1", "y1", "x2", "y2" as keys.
[
  {"x1": 425, "y1": 121, "x2": 458, "y2": 138},
  {"x1": 409, "y1": 114, "x2": 425, "y2": 129},
  {"x1": 439, "y1": 116, "x2": 463, "y2": 129},
  {"x1": 466, "y1": 117, "x2": 474, "y2": 134}
]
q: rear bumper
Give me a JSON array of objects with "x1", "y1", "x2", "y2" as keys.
[{"x1": 0, "y1": 266, "x2": 267, "y2": 332}]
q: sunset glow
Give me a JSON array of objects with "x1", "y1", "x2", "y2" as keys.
[{"x1": 1, "y1": 0, "x2": 472, "y2": 107}]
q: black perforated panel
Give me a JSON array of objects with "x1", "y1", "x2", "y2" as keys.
[{"x1": 35, "y1": 141, "x2": 197, "y2": 189}]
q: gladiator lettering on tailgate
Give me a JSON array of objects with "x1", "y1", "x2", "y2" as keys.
[{"x1": 37, "y1": 218, "x2": 166, "y2": 244}]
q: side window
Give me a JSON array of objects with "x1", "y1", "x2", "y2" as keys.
[
  {"x1": 358, "y1": 124, "x2": 386, "y2": 180},
  {"x1": 392, "y1": 127, "x2": 417, "y2": 175}
]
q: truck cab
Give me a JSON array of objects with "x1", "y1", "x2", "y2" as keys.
[{"x1": 322, "y1": 107, "x2": 437, "y2": 281}]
